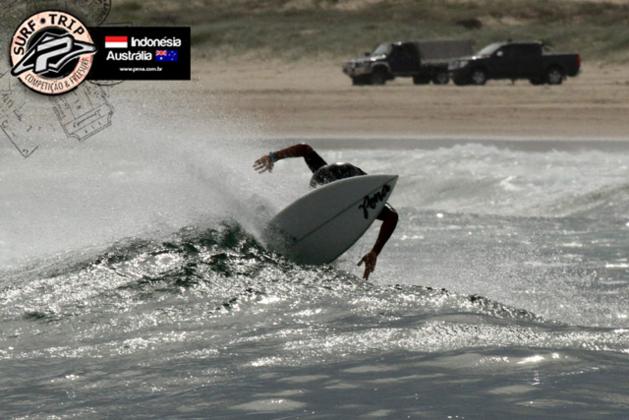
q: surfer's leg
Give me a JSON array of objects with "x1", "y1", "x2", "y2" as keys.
[{"x1": 376, "y1": 203, "x2": 396, "y2": 221}]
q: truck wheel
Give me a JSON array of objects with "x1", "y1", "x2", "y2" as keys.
[
  {"x1": 546, "y1": 67, "x2": 564, "y2": 85},
  {"x1": 371, "y1": 69, "x2": 387, "y2": 85},
  {"x1": 432, "y1": 71, "x2": 450, "y2": 85},
  {"x1": 352, "y1": 76, "x2": 371, "y2": 86},
  {"x1": 470, "y1": 69, "x2": 487, "y2": 85},
  {"x1": 412, "y1": 75, "x2": 430, "y2": 85}
]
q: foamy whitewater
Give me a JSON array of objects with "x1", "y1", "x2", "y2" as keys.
[{"x1": 1, "y1": 100, "x2": 629, "y2": 418}]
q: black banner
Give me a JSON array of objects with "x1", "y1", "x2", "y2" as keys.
[{"x1": 87, "y1": 27, "x2": 190, "y2": 80}]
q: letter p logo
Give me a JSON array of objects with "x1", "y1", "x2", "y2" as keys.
[{"x1": 11, "y1": 32, "x2": 96, "y2": 77}]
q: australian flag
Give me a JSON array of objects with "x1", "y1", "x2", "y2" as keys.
[{"x1": 155, "y1": 50, "x2": 178, "y2": 62}]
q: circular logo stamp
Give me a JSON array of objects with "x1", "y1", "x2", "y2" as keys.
[
  {"x1": 10, "y1": 11, "x2": 97, "y2": 95},
  {"x1": 89, "y1": 0, "x2": 113, "y2": 25}
]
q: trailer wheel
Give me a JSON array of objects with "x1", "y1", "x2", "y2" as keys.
[
  {"x1": 432, "y1": 71, "x2": 450, "y2": 85},
  {"x1": 412, "y1": 75, "x2": 430, "y2": 85},
  {"x1": 546, "y1": 67, "x2": 564, "y2": 85}
]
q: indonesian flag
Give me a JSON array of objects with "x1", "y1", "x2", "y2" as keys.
[{"x1": 105, "y1": 36, "x2": 128, "y2": 49}]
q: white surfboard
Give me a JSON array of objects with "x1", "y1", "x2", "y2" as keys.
[{"x1": 265, "y1": 174, "x2": 398, "y2": 264}]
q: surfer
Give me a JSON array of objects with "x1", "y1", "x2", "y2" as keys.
[{"x1": 254, "y1": 144, "x2": 398, "y2": 280}]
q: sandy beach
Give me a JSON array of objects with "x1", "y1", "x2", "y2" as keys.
[{"x1": 194, "y1": 59, "x2": 629, "y2": 140}]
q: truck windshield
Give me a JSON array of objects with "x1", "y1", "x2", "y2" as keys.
[
  {"x1": 476, "y1": 43, "x2": 503, "y2": 56},
  {"x1": 371, "y1": 43, "x2": 391, "y2": 56}
]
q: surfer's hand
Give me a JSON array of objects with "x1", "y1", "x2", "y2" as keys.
[
  {"x1": 253, "y1": 155, "x2": 273, "y2": 173},
  {"x1": 358, "y1": 251, "x2": 378, "y2": 280}
]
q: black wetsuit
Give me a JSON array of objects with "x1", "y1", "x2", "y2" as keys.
[{"x1": 304, "y1": 148, "x2": 395, "y2": 220}]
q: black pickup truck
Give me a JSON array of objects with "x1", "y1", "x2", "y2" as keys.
[
  {"x1": 343, "y1": 40, "x2": 473, "y2": 86},
  {"x1": 448, "y1": 41, "x2": 580, "y2": 85}
]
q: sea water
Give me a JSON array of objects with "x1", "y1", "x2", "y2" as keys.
[{"x1": 1, "y1": 122, "x2": 629, "y2": 418}]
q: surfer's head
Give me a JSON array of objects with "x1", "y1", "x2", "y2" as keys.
[{"x1": 310, "y1": 163, "x2": 367, "y2": 188}]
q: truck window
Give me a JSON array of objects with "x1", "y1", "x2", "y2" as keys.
[
  {"x1": 516, "y1": 44, "x2": 541, "y2": 57},
  {"x1": 477, "y1": 43, "x2": 502, "y2": 56},
  {"x1": 498, "y1": 45, "x2": 518, "y2": 58},
  {"x1": 391, "y1": 44, "x2": 415, "y2": 61},
  {"x1": 372, "y1": 43, "x2": 391, "y2": 56},
  {"x1": 400, "y1": 44, "x2": 417, "y2": 58}
]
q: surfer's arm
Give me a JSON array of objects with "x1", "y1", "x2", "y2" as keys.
[
  {"x1": 254, "y1": 144, "x2": 327, "y2": 174},
  {"x1": 359, "y1": 206, "x2": 398, "y2": 280}
]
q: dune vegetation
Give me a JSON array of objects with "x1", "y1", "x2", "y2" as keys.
[{"x1": 111, "y1": 0, "x2": 629, "y2": 61}]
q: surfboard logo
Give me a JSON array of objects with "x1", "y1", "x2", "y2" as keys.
[
  {"x1": 358, "y1": 184, "x2": 391, "y2": 219},
  {"x1": 9, "y1": 11, "x2": 97, "y2": 95}
]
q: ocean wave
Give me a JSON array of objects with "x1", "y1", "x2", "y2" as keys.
[
  {"x1": 545, "y1": 181, "x2": 629, "y2": 218},
  {"x1": 0, "y1": 222, "x2": 547, "y2": 327}
]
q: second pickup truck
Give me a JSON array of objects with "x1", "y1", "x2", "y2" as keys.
[{"x1": 448, "y1": 41, "x2": 580, "y2": 85}]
